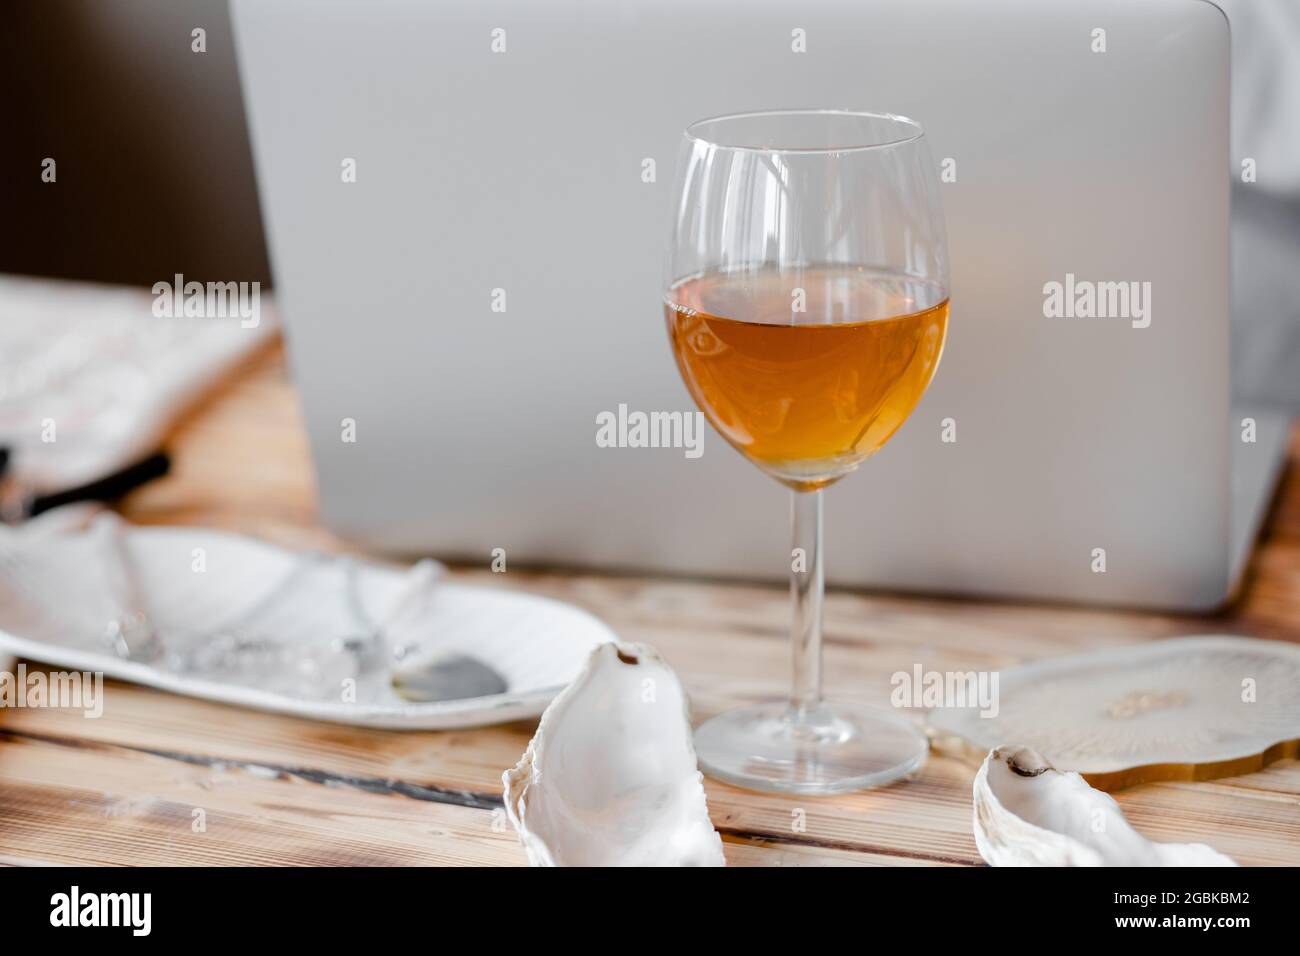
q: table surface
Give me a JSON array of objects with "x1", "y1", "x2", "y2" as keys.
[{"x1": 2, "y1": 340, "x2": 1298, "y2": 867}]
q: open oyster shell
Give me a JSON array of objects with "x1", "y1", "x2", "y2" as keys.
[
  {"x1": 931, "y1": 635, "x2": 1300, "y2": 788},
  {"x1": 974, "y1": 746, "x2": 1236, "y2": 866},
  {"x1": 502, "y1": 641, "x2": 725, "y2": 867}
]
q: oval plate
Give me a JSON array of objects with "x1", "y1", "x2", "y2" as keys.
[{"x1": 0, "y1": 517, "x2": 614, "y2": 729}]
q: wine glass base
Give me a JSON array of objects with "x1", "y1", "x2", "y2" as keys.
[{"x1": 694, "y1": 701, "x2": 928, "y2": 795}]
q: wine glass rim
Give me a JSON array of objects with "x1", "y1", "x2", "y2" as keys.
[{"x1": 683, "y1": 109, "x2": 925, "y2": 154}]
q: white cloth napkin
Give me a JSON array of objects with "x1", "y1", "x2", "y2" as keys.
[{"x1": 0, "y1": 274, "x2": 278, "y2": 497}]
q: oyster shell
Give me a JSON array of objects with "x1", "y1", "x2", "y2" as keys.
[
  {"x1": 973, "y1": 746, "x2": 1236, "y2": 866},
  {"x1": 502, "y1": 641, "x2": 725, "y2": 867}
]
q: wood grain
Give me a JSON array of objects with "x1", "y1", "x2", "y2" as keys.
[{"x1": 1, "y1": 338, "x2": 1297, "y2": 866}]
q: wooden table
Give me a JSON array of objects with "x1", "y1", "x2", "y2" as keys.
[{"x1": 2, "y1": 340, "x2": 1298, "y2": 867}]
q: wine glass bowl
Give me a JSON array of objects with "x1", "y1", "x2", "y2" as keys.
[
  {"x1": 663, "y1": 110, "x2": 949, "y2": 794},
  {"x1": 665, "y1": 266, "x2": 948, "y2": 490}
]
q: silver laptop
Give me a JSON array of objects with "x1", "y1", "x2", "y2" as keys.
[{"x1": 231, "y1": 0, "x2": 1288, "y2": 611}]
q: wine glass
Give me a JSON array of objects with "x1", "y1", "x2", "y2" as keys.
[{"x1": 663, "y1": 109, "x2": 949, "y2": 794}]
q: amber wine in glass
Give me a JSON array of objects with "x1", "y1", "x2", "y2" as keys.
[
  {"x1": 663, "y1": 110, "x2": 950, "y2": 794},
  {"x1": 666, "y1": 267, "x2": 948, "y2": 489}
]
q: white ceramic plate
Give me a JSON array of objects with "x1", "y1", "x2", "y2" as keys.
[{"x1": 0, "y1": 514, "x2": 614, "y2": 728}]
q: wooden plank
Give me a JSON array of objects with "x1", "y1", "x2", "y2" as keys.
[
  {"x1": 6, "y1": 659, "x2": 1298, "y2": 865},
  {"x1": 0, "y1": 727, "x2": 918, "y2": 867},
  {"x1": 0, "y1": 731, "x2": 523, "y2": 867}
]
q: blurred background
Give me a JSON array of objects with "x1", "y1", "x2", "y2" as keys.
[
  {"x1": 1, "y1": 0, "x2": 1297, "y2": 408},
  {"x1": 0, "y1": 0, "x2": 270, "y2": 287}
]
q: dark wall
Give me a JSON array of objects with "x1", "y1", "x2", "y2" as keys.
[{"x1": 0, "y1": 0, "x2": 270, "y2": 287}]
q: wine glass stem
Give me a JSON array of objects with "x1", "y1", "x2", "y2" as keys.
[{"x1": 789, "y1": 488, "x2": 824, "y2": 717}]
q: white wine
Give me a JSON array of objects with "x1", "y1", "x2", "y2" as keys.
[{"x1": 666, "y1": 267, "x2": 948, "y2": 489}]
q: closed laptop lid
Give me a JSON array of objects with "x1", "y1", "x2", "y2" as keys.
[{"x1": 233, "y1": 0, "x2": 1230, "y2": 609}]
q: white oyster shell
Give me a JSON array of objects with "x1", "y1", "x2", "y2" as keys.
[
  {"x1": 973, "y1": 745, "x2": 1236, "y2": 867},
  {"x1": 502, "y1": 641, "x2": 725, "y2": 867}
]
